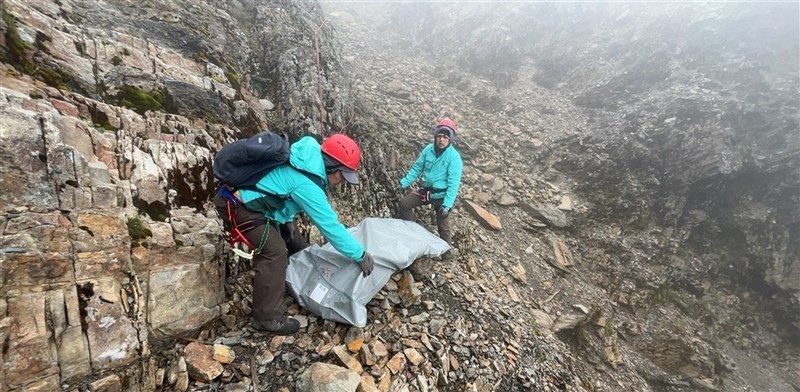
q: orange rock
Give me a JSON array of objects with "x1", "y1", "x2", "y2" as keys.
[
  {"x1": 386, "y1": 352, "x2": 406, "y2": 375},
  {"x1": 463, "y1": 201, "x2": 502, "y2": 231},
  {"x1": 345, "y1": 327, "x2": 364, "y2": 353},
  {"x1": 333, "y1": 345, "x2": 363, "y2": 374}
]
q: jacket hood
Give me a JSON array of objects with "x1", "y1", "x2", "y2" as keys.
[{"x1": 289, "y1": 136, "x2": 327, "y2": 186}]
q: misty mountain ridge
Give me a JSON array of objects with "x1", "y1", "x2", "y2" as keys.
[{"x1": 0, "y1": 1, "x2": 797, "y2": 391}]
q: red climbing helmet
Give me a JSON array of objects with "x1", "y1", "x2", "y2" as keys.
[
  {"x1": 436, "y1": 117, "x2": 457, "y2": 132},
  {"x1": 321, "y1": 133, "x2": 361, "y2": 170},
  {"x1": 433, "y1": 117, "x2": 457, "y2": 141}
]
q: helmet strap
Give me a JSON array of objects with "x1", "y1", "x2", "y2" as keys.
[{"x1": 322, "y1": 153, "x2": 342, "y2": 174}]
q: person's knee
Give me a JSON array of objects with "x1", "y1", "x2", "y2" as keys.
[
  {"x1": 399, "y1": 197, "x2": 414, "y2": 210},
  {"x1": 399, "y1": 202, "x2": 418, "y2": 218}
]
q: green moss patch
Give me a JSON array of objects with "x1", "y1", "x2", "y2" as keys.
[
  {"x1": 2, "y1": 10, "x2": 78, "y2": 91},
  {"x1": 35, "y1": 67, "x2": 75, "y2": 90},
  {"x1": 126, "y1": 215, "x2": 152, "y2": 241},
  {"x1": 224, "y1": 65, "x2": 241, "y2": 90},
  {"x1": 116, "y1": 85, "x2": 166, "y2": 115},
  {"x1": 2, "y1": 10, "x2": 32, "y2": 69}
]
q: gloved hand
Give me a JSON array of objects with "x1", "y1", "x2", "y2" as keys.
[
  {"x1": 281, "y1": 222, "x2": 298, "y2": 242},
  {"x1": 439, "y1": 206, "x2": 450, "y2": 218},
  {"x1": 358, "y1": 252, "x2": 374, "y2": 277}
]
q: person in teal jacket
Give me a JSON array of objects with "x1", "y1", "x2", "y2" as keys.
[
  {"x1": 213, "y1": 134, "x2": 374, "y2": 335},
  {"x1": 396, "y1": 118, "x2": 463, "y2": 260}
]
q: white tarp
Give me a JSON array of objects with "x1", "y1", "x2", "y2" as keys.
[{"x1": 286, "y1": 218, "x2": 450, "y2": 327}]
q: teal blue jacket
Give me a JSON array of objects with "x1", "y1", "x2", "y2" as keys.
[
  {"x1": 236, "y1": 136, "x2": 366, "y2": 262},
  {"x1": 400, "y1": 144, "x2": 463, "y2": 209}
]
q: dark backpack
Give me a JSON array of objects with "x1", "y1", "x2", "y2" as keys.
[
  {"x1": 212, "y1": 131, "x2": 325, "y2": 213},
  {"x1": 213, "y1": 131, "x2": 290, "y2": 188}
]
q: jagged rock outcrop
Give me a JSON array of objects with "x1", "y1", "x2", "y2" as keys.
[{"x1": 0, "y1": 0, "x2": 358, "y2": 390}]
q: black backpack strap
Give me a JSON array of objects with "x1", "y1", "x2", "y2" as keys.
[{"x1": 218, "y1": 165, "x2": 326, "y2": 215}]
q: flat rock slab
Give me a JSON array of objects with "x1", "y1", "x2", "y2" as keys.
[{"x1": 463, "y1": 201, "x2": 502, "y2": 231}]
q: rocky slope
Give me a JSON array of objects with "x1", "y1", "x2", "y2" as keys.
[
  {"x1": 0, "y1": 1, "x2": 797, "y2": 392},
  {"x1": 322, "y1": 2, "x2": 799, "y2": 392}
]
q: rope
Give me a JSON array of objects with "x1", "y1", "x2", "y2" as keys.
[
  {"x1": 253, "y1": 220, "x2": 270, "y2": 254},
  {"x1": 312, "y1": 18, "x2": 355, "y2": 136},
  {"x1": 313, "y1": 20, "x2": 326, "y2": 135}
]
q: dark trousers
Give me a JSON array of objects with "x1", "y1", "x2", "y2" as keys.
[
  {"x1": 398, "y1": 192, "x2": 451, "y2": 244},
  {"x1": 214, "y1": 194, "x2": 308, "y2": 321}
]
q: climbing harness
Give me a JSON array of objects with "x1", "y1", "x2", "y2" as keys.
[
  {"x1": 412, "y1": 187, "x2": 447, "y2": 204},
  {"x1": 219, "y1": 185, "x2": 269, "y2": 260},
  {"x1": 412, "y1": 189, "x2": 432, "y2": 203}
]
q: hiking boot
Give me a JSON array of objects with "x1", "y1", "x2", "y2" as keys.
[{"x1": 251, "y1": 316, "x2": 300, "y2": 335}]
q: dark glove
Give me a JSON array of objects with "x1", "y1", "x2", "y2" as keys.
[
  {"x1": 439, "y1": 207, "x2": 450, "y2": 218},
  {"x1": 358, "y1": 252, "x2": 374, "y2": 277},
  {"x1": 281, "y1": 222, "x2": 298, "y2": 242}
]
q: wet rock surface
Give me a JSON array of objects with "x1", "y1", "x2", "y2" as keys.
[{"x1": 0, "y1": 1, "x2": 797, "y2": 392}]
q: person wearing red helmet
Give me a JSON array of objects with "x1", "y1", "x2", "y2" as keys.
[
  {"x1": 213, "y1": 133, "x2": 373, "y2": 335},
  {"x1": 396, "y1": 117, "x2": 464, "y2": 260}
]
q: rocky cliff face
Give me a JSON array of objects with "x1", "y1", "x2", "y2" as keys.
[
  {"x1": 1, "y1": 1, "x2": 798, "y2": 392},
  {"x1": 0, "y1": 0, "x2": 357, "y2": 390}
]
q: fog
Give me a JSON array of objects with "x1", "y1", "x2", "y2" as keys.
[{"x1": 331, "y1": 2, "x2": 799, "y2": 91}]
